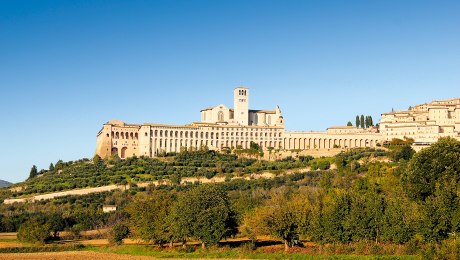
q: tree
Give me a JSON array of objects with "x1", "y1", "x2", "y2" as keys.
[
  {"x1": 244, "y1": 193, "x2": 309, "y2": 251},
  {"x1": 250, "y1": 141, "x2": 260, "y2": 151},
  {"x1": 360, "y1": 115, "x2": 365, "y2": 129},
  {"x1": 173, "y1": 185, "x2": 237, "y2": 248},
  {"x1": 355, "y1": 115, "x2": 360, "y2": 129},
  {"x1": 401, "y1": 137, "x2": 460, "y2": 241},
  {"x1": 401, "y1": 137, "x2": 460, "y2": 201},
  {"x1": 126, "y1": 191, "x2": 175, "y2": 246},
  {"x1": 93, "y1": 154, "x2": 102, "y2": 165},
  {"x1": 49, "y1": 163, "x2": 55, "y2": 171},
  {"x1": 392, "y1": 145, "x2": 415, "y2": 161},
  {"x1": 109, "y1": 223, "x2": 129, "y2": 245},
  {"x1": 17, "y1": 219, "x2": 51, "y2": 244},
  {"x1": 347, "y1": 121, "x2": 353, "y2": 126},
  {"x1": 369, "y1": 116, "x2": 374, "y2": 126},
  {"x1": 46, "y1": 213, "x2": 65, "y2": 238},
  {"x1": 28, "y1": 165, "x2": 38, "y2": 179}
]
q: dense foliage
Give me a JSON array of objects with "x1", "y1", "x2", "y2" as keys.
[{"x1": 5, "y1": 139, "x2": 460, "y2": 256}]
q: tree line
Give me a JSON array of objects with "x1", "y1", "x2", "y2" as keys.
[{"x1": 348, "y1": 115, "x2": 374, "y2": 128}]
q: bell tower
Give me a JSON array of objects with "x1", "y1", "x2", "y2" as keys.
[{"x1": 233, "y1": 87, "x2": 249, "y2": 125}]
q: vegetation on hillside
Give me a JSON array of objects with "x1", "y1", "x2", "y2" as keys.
[
  {"x1": 8, "y1": 148, "x2": 321, "y2": 197},
  {"x1": 2, "y1": 138, "x2": 460, "y2": 257}
]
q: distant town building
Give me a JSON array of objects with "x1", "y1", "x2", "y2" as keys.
[
  {"x1": 380, "y1": 98, "x2": 460, "y2": 144},
  {"x1": 102, "y1": 205, "x2": 117, "y2": 213},
  {"x1": 95, "y1": 88, "x2": 460, "y2": 159}
]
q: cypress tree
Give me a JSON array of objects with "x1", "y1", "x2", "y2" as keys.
[
  {"x1": 28, "y1": 165, "x2": 38, "y2": 179},
  {"x1": 355, "y1": 115, "x2": 360, "y2": 128},
  {"x1": 360, "y1": 115, "x2": 365, "y2": 129}
]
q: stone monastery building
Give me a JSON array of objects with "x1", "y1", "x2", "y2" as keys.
[{"x1": 96, "y1": 87, "x2": 460, "y2": 159}]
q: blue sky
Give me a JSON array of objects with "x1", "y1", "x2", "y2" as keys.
[{"x1": 0, "y1": 0, "x2": 459, "y2": 183}]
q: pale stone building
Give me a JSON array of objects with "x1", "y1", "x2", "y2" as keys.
[
  {"x1": 379, "y1": 98, "x2": 460, "y2": 143},
  {"x1": 95, "y1": 88, "x2": 460, "y2": 159}
]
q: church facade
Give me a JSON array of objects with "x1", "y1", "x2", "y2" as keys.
[{"x1": 96, "y1": 87, "x2": 460, "y2": 159}]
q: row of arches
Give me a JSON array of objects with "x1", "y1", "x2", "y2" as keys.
[
  {"x1": 151, "y1": 139, "x2": 284, "y2": 154},
  {"x1": 284, "y1": 137, "x2": 379, "y2": 150},
  {"x1": 149, "y1": 130, "x2": 282, "y2": 139},
  {"x1": 111, "y1": 131, "x2": 138, "y2": 140}
]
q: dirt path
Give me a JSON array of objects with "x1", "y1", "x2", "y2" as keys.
[{"x1": 0, "y1": 251, "x2": 156, "y2": 260}]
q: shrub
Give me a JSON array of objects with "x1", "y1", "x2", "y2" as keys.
[
  {"x1": 109, "y1": 223, "x2": 129, "y2": 245},
  {"x1": 17, "y1": 220, "x2": 51, "y2": 244}
]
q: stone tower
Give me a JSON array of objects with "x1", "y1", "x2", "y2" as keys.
[{"x1": 233, "y1": 87, "x2": 249, "y2": 125}]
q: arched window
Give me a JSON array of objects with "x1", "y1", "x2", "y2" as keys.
[{"x1": 218, "y1": 111, "x2": 224, "y2": 122}]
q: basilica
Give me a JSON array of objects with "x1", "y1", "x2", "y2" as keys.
[{"x1": 96, "y1": 87, "x2": 460, "y2": 159}]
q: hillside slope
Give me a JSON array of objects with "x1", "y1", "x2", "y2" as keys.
[{"x1": 0, "y1": 179, "x2": 12, "y2": 188}]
